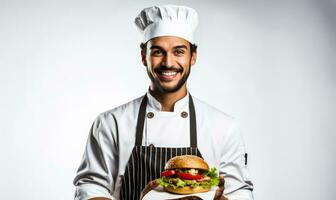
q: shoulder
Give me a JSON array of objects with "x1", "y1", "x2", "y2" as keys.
[
  {"x1": 95, "y1": 95, "x2": 144, "y2": 123},
  {"x1": 192, "y1": 96, "x2": 237, "y2": 126}
]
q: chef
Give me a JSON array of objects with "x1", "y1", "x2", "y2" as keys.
[{"x1": 73, "y1": 4, "x2": 254, "y2": 200}]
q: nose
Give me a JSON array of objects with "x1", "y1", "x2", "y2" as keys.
[{"x1": 162, "y1": 53, "x2": 174, "y2": 67}]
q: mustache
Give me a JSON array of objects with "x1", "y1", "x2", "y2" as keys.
[{"x1": 154, "y1": 64, "x2": 183, "y2": 73}]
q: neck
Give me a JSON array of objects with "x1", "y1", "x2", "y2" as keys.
[{"x1": 149, "y1": 86, "x2": 187, "y2": 112}]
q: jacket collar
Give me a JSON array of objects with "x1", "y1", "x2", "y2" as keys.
[{"x1": 146, "y1": 90, "x2": 189, "y2": 112}]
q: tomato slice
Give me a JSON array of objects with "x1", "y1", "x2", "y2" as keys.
[
  {"x1": 161, "y1": 170, "x2": 176, "y2": 177},
  {"x1": 177, "y1": 173, "x2": 203, "y2": 180}
]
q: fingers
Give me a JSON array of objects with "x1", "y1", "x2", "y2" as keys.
[
  {"x1": 213, "y1": 175, "x2": 226, "y2": 200},
  {"x1": 139, "y1": 179, "x2": 159, "y2": 200},
  {"x1": 218, "y1": 175, "x2": 225, "y2": 190}
]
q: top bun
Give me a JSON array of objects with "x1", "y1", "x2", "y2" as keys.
[{"x1": 165, "y1": 155, "x2": 209, "y2": 171}]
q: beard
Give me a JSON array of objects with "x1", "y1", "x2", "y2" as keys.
[{"x1": 147, "y1": 61, "x2": 191, "y2": 93}]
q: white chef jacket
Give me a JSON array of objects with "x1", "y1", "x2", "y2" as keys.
[{"x1": 73, "y1": 91, "x2": 254, "y2": 200}]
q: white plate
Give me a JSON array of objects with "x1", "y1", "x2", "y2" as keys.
[{"x1": 142, "y1": 186, "x2": 217, "y2": 200}]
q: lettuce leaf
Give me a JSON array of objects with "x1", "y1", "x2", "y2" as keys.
[{"x1": 203, "y1": 167, "x2": 219, "y2": 186}]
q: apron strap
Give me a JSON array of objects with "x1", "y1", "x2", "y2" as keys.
[
  {"x1": 135, "y1": 95, "x2": 148, "y2": 146},
  {"x1": 135, "y1": 93, "x2": 198, "y2": 147},
  {"x1": 189, "y1": 95, "x2": 197, "y2": 148}
]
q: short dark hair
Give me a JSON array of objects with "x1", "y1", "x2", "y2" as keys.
[{"x1": 140, "y1": 42, "x2": 198, "y2": 54}]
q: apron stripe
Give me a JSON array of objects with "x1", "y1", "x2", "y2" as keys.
[
  {"x1": 158, "y1": 147, "x2": 162, "y2": 178},
  {"x1": 162, "y1": 148, "x2": 167, "y2": 170},
  {"x1": 145, "y1": 146, "x2": 151, "y2": 186},
  {"x1": 127, "y1": 157, "x2": 131, "y2": 199},
  {"x1": 149, "y1": 146, "x2": 153, "y2": 180},
  {"x1": 142, "y1": 146, "x2": 146, "y2": 193},
  {"x1": 137, "y1": 146, "x2": 141, "y2": 199},
  {"x1": 139, "y1": 146, "x2": 143, "y2": 196},
  {"x1": 144, "y1": 146, "x2": 147, "y2": 192},
  {"x1": 169, "y1": 148, "x2": 172, "y2": 163},
  {"x1": 154, "y1": 146, "x2": 157, "y2": 180}
]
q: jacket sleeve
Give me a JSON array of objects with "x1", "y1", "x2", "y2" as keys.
[
  {"x1": 220, "y1": 121, "x2": 254, "y2": 200},
  {"x1": 73, "y1": 113, "x2": 119, "y2": 200}
]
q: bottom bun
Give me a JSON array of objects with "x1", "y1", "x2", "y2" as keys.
[{"x1": 164, "y1": 186, "x2": 210, "y2": 194}]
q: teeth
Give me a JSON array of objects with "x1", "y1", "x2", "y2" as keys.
[{"x1": 162, "y1": 71, "x2": 177, "y2": 76}]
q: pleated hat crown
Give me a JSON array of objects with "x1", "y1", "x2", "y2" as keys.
[{"x1": 134, "y1": 5, "x2": 199, "y2": 44}]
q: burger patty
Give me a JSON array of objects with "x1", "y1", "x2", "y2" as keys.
[
  {"x1": 196, "y1": 177, "x2": 211, "y2": 182},
  {"x1": 165, "y1": 177, "x2": 211, "y2": 185}
]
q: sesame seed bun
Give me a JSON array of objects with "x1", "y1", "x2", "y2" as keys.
[{"x1": 164, "y1": 155, "x2": 209, "y2": 171}]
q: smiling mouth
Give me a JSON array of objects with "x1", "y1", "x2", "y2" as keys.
[{"x1": 157, "y1": 70, "x2": 179, "y2": 81}]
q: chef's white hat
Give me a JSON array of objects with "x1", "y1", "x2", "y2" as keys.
[{"x1": 134, "y1": 5, "x2": 199, "y2": 44}]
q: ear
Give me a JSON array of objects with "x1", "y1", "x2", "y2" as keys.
[
  {"x1": 141, "y1": 49, "x2": 147, "y2": 66},
  {"x1": 190, "y1": 51, "x2": 197, "y2": 66}
]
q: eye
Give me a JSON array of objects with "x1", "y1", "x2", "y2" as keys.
[
  {"x1": 151, "y1": 49, "x2": 163, "y2": 56},
  {"x1": 174, "y1": 49, "x2": 185, "y2": 56}
]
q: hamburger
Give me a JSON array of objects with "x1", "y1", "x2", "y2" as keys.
[{"x1": 158, "y1": 155, "x2": 219, "y2": 195}]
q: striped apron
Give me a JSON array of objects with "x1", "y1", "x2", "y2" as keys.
[{"x1": 119, "y1": 94, "x2": 203, "y2": 200}]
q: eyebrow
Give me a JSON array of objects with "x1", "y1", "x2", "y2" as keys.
[
  {"x1": 173, "y1": 45, "x2": 188, "y2": 50},
  {"x1": 150, "y1": 45, "x2": 164, "y2": 50},
  {"x1": 149, "y1": 45, "x2": 188, "y2": 50}
]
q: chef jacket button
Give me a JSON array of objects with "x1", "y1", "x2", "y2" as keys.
[
  {"x1": 181, "y1": 111, "x2": 188, "y2": 118},
  {"x1": 147, "y1": 112, "x2": 154, "y2": 118}
]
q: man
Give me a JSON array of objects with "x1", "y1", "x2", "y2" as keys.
[{"x1": 73, "y1": 5, "x2": 254, "y2": 200}]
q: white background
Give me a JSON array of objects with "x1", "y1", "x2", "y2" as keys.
[{"x1": 0, "y1": 0, "x2": 335, "y2": 199}]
